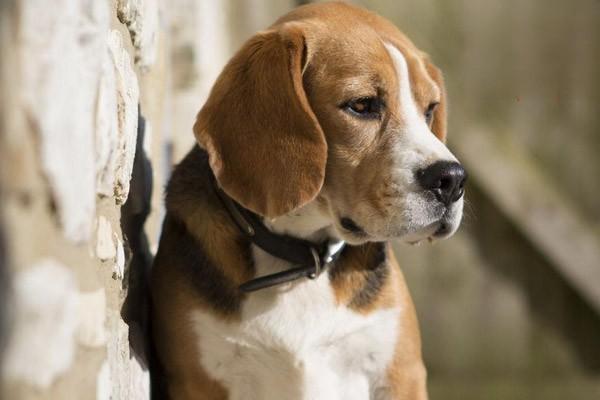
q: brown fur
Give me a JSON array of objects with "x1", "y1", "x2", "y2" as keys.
[
  {"x1": 193, "y1": 24, "x2": 327, "y2": 219},
  {"x1": 272, "y1": 3, "x2": 446, "y2": 227},
  {"x1": 153, "y1": 2, "x2": 448, "y2": 398},
  {"x1": 329, "y1": 242, "x2": 394, "y2": 314},
  {"x1": 152, "y1": 260, "x2": 229, "y2": 399},
  {"x1": 152, "y1": 148, "x2": 425, "y2": 399}
]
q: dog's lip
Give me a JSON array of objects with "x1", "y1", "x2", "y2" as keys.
[
  {"x1": 334, "y1": 208, "x2": 456, "y2": 243},
  {"x1": 340, "y1": 225, "x2": 371, "y2": 240},
  {"x1": 423, "y1": 212, "x2": 459, "y2": 242},
  {"x1": 332, "y1": 215, "x2": 372, "y2": 243},
  {"x1": 339, "y1": 217, "x2": 367, "y2": 236},
  {"x1": 432, "y1": 221, "x2": 450, "y2": 237},
  {"x1": 431, "y1": 207, "x2": 460, "y2": 238},
  {"x1": 405, "y1": 221, "x2": 442, "y2": 245},
  {"x1": 337, "y1": 215, "x2": 441, "y2": 243}
]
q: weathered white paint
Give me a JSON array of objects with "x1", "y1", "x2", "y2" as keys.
[
  {"x1": 115, "y1": 236, "x2": 126, "y2": 280},
  {"x1": 3, "y1": 260, "x2": 79, "y2": 388},
  {"x1": 3, "y1": 0, "x2": 167, "y2": 397},
  {"x1": 96, "y1": 38, "x2": 120, "y2": 197},
  {"x1": 107, "y1": 318, "x2": 151, "y2": 399},
  {"x1": 117, "y1": 0, "x2": 160, "y2": 70},
  {"x1": 96, "y1": 216, "x2": 116, "y2": 261},
  {"x1": 76, "y1": 289, "x2": 107, "y2": 348},
  {"x1": 108, "y1": 29, "x2": 140, "y2": 204},
  {"x1": 128, "y1": 351, "x2": 151, "y2": 400},
  {"x1": 96, "y1": 361, "x2": 112, "y2": 400},
  {"x1": 21, "y1": 0, "x2": 110, "y2": 242}
]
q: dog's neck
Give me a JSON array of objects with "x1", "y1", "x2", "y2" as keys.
[
  {"x1": 167, "y1": 147, "x2": 349, "y2": 292},
  {"x1": 262, "y1": 200, "x2": 336, "y2": 244},
  {"x1": 246, "y1": 200, "x2": 338, "y2": 283}
]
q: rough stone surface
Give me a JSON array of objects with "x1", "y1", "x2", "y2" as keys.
[
  {"x1": 96, "y1": 361, "x2": 111, "y2": 400},
  {"x1": 21, "y1": 0, "x2": 109, "y2": 242},
  {"x1": 76, "y1": 289, "x2": 107, "y2": 348},
  {"x1": 96, "y1": 38, "x2": 120, "y2": 198},
  {"x1": 108, "y1": 29, "x2": 140, "y2": 204},
  {"x1": 117, "y1": 0, "x2": 159, "y2": 70},
  {"x1": 106, "y1": 316, "x2": 150, "y2": 399},
  {"x1": 1, "y1": 0, "x2": 162, "y2": 398},
  {"x1": 115, "y1": 236, "x2": 126, "y2": 280},
  {"x1": 96, "y1": 216, "x2": 116, "y2": 261},
  {"x1": 3, "y1": 260, "x2": 78, "y2": 388}
]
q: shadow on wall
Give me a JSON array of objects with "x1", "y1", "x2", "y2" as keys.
[{"x1": 119, "y1": 108, "x2": 157, "y2": 395}]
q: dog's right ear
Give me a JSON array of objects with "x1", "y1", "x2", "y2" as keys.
[{"x1": 193, "y1": 23, "x2": 327, "y2": 219}]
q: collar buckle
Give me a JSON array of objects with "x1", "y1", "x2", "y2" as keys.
[{"x1": 308, "y1": 247, "x2": 321, "y2": 279}]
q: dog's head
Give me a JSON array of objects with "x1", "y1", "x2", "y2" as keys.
[{"x1": 194, "y1": 3, "x2": 466, "y2": 245}]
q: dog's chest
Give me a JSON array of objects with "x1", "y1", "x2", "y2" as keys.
[{"x1": 190, "y1": 253, "x2": 400, "y2": 400}]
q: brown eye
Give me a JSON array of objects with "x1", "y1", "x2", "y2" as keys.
[
  {"x1": 344, "y1": 97, "x2": 383, "y2": 119},
  {"x1": 425, "y1": 102, "x2": 439, "y2": 125}
]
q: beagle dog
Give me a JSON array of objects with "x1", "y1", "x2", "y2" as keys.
[{"x1": 151, "y1": 2, "x2": 466, "y2": 399}]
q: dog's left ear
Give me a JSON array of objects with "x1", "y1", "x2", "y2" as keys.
[
  {"x1": 194, "y1": 23, "x2": 326, "y2": 218},
  {"x1": 423, "y1": 57, "x2": 447, "y2": 143}
]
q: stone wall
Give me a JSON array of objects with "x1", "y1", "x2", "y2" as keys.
[
  {"x1": 0, "y1": 1, "x2": 296, "y2": 398},
  {"x1": 0, "y1": 0, "x2": 162, "y2": 398}
]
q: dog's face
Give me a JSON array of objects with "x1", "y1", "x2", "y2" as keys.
[
  {"x1": 194, "y1": 3, "x2": 465, "y2": 245},
  {"x1": 303, "y1": 21, "x2": 465, "y2": 245}
]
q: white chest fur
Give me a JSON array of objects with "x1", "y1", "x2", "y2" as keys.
[{"x1": 190, "y1": 247, "x2": 401, "y2": 400}]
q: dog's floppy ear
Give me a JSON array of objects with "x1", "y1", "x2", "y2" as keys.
[
  {"x1": 194, "y1": 23, "x2": 326, "y2": 218},
  {"x1": 423, "y1": 58, "x2": 447, "y2": 143}
]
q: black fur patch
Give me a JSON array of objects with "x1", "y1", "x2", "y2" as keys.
[
  {"x1": 154, "y1": 215, "x2": 245, "y2": 317},
  {"x1": 329, "y1": 242, "x2": 389, "y2": 310},
  {"x1": 350, "y1": 243, "x2": 388, "y2": 309},
  {"x1": 165, "y1": 146, "x2": 219, "y2": 213},
  {"x1": 154, "y1": 147, "x2": 256, "y2": 317}
]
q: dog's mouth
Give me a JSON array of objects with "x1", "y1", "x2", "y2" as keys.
[
  {"x1": 339, "y1": 217, "x2": 366, "y2": 236},
  {"x1": 337, "y1": 214, "x2": 437, "y2": 244},
  {"x1": 336, "y1": 207, "x2": 461, "y2": 245},
  {"x1": 334, "y1": 216, "x2": 373, "y2": 244},
  {"x1": 406, "y1": 222, "x2": 448, "y2": 245},
  {"x1": 405, "y1": 208, "x2": 462, "y2": 245},
  {"x1": 432, "y1": 220, "x2": 452, "y2": 237},
  {"x1": 338, "y1": 217, "x2": 370, "y2": 245}
]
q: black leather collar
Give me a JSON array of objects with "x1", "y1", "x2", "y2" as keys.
[{"x1": 213, "y1": 184, "x2": 346, "y2": 292}]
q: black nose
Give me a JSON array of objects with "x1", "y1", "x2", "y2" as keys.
[{"x1": 417, "y1": 161, "x2": 467, "y2": 206}]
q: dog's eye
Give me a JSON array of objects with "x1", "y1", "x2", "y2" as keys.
[
  {"x1": 344, "y1": 97, "x2": 383, "y2": 119},
  {"x1": 425, "y1": 102, "x2": 439, "y2": 125}
]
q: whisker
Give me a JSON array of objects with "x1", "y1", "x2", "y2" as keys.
[{"x1": 460, "y1": 197, "x2": 477, "y2": 227}]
